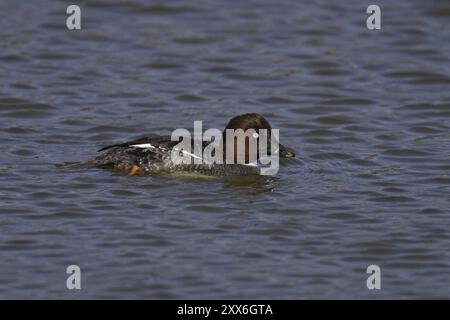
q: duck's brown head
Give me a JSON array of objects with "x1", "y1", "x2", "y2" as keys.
[{"x1": 222, "y1": 113, "x2": 295, "y2": 164}]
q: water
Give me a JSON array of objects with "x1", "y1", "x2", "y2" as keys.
[{"x1": 0, "y1": 0, "x2": 449, "y2": 299}]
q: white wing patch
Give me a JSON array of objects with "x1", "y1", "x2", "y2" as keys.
[
  {"x1": 244, "y1": 162, "x2": 259, "y2": 167},
  {"x1": 172, "y1": 147, "x2": 210, "y2": 164},
  {"x1": 181, "y1": 150, "x2": 203, "y2": 161},
  {"x1": 130, "y1": 143, "x2": 156, "y2": 149}
]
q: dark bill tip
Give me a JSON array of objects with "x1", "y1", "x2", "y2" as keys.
[{"x1": 279, "y1": 144, "x2": 295, "y2": 158}]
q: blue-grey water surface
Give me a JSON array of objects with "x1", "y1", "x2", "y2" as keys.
[{"x1": 1, "y1": 0, "x2": 450, "y2": 299}]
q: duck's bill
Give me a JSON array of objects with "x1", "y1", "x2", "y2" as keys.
[{"x1": 279, "y1": 144, "x2": 295, "y2": 158}]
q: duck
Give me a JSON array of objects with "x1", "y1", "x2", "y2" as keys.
[{"x1": 92, "y1": 113, "x2": 295, "y2": 176}]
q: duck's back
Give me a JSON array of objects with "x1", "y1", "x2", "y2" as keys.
[
  {"x1": 92, "y1": 135, "x2": 259, "y2": 176},
  {"x1": 93, "y1": 135, "x2": 177, "y2": 172}
]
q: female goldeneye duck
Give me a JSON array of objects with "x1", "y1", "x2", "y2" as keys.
[{"x1": 92, "y1": 113, "x2": 295, "y2": 176}]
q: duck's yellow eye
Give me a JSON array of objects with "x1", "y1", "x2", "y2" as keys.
[{"x1": 252, "y1": 132, "x2": 259, "y2": 139}]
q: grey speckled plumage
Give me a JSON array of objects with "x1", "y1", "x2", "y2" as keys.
[{"x1": 92, "y1": 135, "x2": 260, "y2": 176}]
